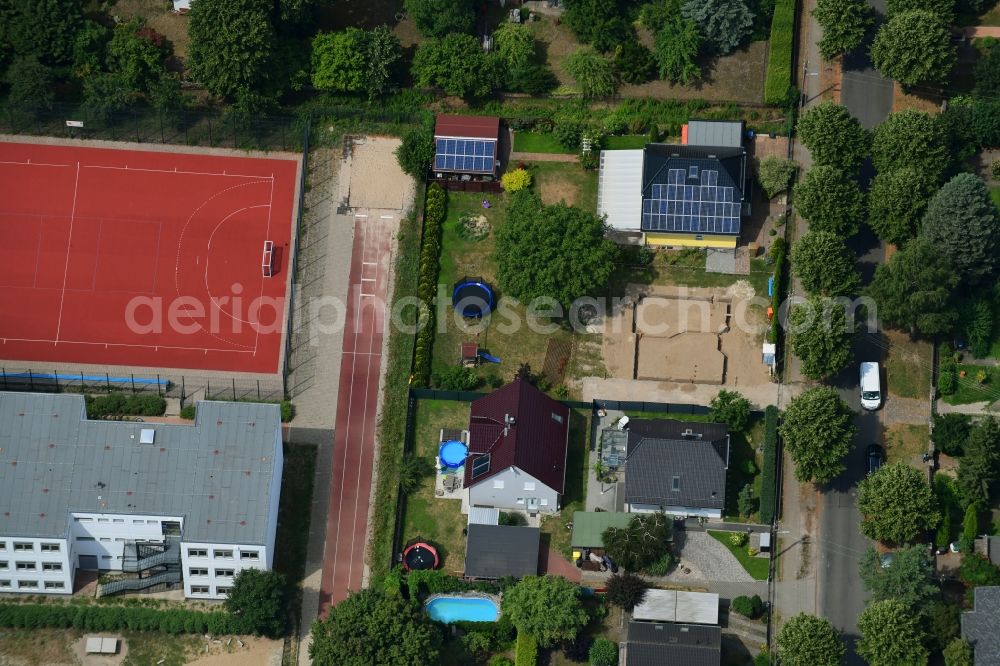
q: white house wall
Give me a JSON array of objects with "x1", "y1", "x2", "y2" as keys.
[
  {"x1": 468, "y1": 467, "x2": 559, "y2": 514},
  {"x1": 0, "y1": 536, "x2": 72, "y2": 594},
  {"x1": 626, "y1": 503, "x2": 722, "y2": 519},
  {"x1": 181, "y1": 542, "x2": 269, "y2": 600},
  {"x1": 70, "y1": 512, "x2": 182, "y2": 571}
]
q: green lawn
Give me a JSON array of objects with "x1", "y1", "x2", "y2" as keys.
[
  {"x1": 885, "y1": 333, "x2": 932, "y2": 399},
  {"x1": 707, "y1": 530, "x2": 770, "y2": 580},
  {"x1": 529, "y1": 160, "x2": 598, "y2": 211},
  {"x1": 540, "y1": 409, "x2": 591, "y2": 559},
  {"x1": 604, "y1": 135, "x2": 649, "y2": 149},
  {"x1": 616, "y1": 251, "x2": 771, "y2": 295},
  {"x1": 512, "y1": 131, "x2": 574, "y2": 153},
  {"x1": 943, "y1": 365, "x2": 1000, "y2": 406},
  {"x1": 400, "y1": 400, "x2": 472, "y2": 571}
]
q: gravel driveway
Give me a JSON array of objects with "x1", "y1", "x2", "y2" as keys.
[{"x1": 669, "y1": 530, "x2": 755, "y2": 583}]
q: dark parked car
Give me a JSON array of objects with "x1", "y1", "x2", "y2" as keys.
[{"x1": 867, "y1": 444, "x2": 884, "y2": 475}]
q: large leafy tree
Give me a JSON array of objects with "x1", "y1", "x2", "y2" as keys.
[
  {"x1": 565, "y1": 48, "x2": 617, "y2": 98},
  {"x1": 858, "y1": 463, "x2": 939, "y2": 544},
  {"x1": 312, "y1": 27, "x2": 401, "y2": 99},
  {"x1": 709, "y1": 389, "x2": 752, "y2": 432},
  {"x1": 494, "y1": 191, "x2": 619, "y2": 311},
  {"x1": 225, "y1": 568, "x2": 286, "y2": 637},
  {"x1": 106, "y1": 20, "x2": 172, "y2": 98},
  {"x1": 681, "y1": 0, "x2": 754, "y2": 55},
  {"x1": 493, "y1": 23, "x2": 535, "y2": 72},
  {"x1": 872, "y1": 109, "x2": 951, "y2": 180},
  {"x1": 310, "y1": 588, "x2": 443, "y2": 666},
  {"x1": 957, "y1": 417, "x2": 1000, "y2": 508},
  {"x1": 775, "y1": 614, "x2": 845, "y2": 666},
  {"x1": 653, "y1": 17, "x2": 702, "y2": 84},
  {"x1": 867, "y1": 237, "x2": 958, "y2": 337},
  {"x1": 923, "y1": 173, "x2": 1000, "y2": 286},
  {"x1": 866, "y1": 168, "x2": 937, "y2": 246},
  {"x1": 871, "y1": 10, "x2": 955, "y2": 87},
  {"x1": 188, "y1": 0, "x2": 276, "y2": 103},
  {"x1": 793, "y1": 166, "x2": 865, "y2": 237},
  {"x1": 396, "y1": 125, "x2": 435, "y2": 178},
  {"x1": 602, "y1": 513, "x2": 672, "y2": 572},
  {"x1": 887, "y1": 0, "x2": 955, "y2": 19},
  {"x1": 791, "y1": 231, "x2": 861, "y2": 297},
  {"x1": 563, "y1": 0, "x2": 634, "y2": 52},
  {"x1": 813, "y1": 0, "x2": 875, "y2": 60},
  {"x1": 412, "y1": 35, "x2": 496, "y2": 99},
  {"x1": 780, "y1": 387, "x2": 856, "y2": 484},
  {"x1": 974, "y1": 39, "x2": 1000, "y2": 98},
  {"x1": 604, "y1": 572, "x2": 648, "y2": 611},
  {"x1": 857, "y1": 599, "x2": 930, "y2": 666},
  {"x1": 0, "y1": 0, "x2": 83, "y2": 65},
  {"x1": 789, "y1": 297, "x2": 854, "y2": 381},
  {"x1": 5, "y1": 55, "x2": 55, "y2": 116},
  {"x1": 404, "y1": 0, "x2": 475, "y2": 38},
  {"x1": 944, "y1": 638, "x2": 974, "y2": 666},
  {"x1": 502, "y1": 576, "x2": 589, "y2": 647},
  {"x1": 757, "y1": 156, "x2": 796, "y2": 199},
  {"x1": 858, "y1": 544, "x2": 938, "y2": 610},
  {"x1": 796, "y1": 102, "x2": 870, "y2": 172}
]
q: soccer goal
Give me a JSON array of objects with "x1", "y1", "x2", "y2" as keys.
[{"x1": 261, "y1": 240, "x2": 274, "y2": 278}]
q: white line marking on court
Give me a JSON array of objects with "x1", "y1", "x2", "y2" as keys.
[
  {"x1": 360, "y1": 278, "x2": 375, "y2": 282},
  {"x1": 362, "y1": 261, "x2": 377, "y2": 266},
  {"x1": 0, "y1": 336, "x2": 255, "y2": 354},
  {"x1": 380, "y1": 215, "x2": 393, "y2": 219},
  {"x1": 54, "y1": 162, "x2": 81, "y2": 344},
  {"x1": 253, "y1": 176, "x2": 276, "y2": 356},
  {"x1": 356, "y1": 214, "x2": 368, "y2": 218},
  {"x1": 0, "y1": 160, "x2": 74, "y2": 168},
  {"x1": 84, "y1": 164, "x2": 275, "y2": 179}
]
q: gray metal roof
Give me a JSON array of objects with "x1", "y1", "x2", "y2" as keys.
[
  {"x1": 0, "y1": 393, "x2": 281, "y2": 544},
  {"x1": 464, "y1": 524, "x2": 539, "y2": 579},
  {"x1": 687, "y1": 120, "x2": 745, "y2": 148},
  {"x1": 963, "y1": 586, "x2": 1000, "y2": 666},
  {"x1": 632, "y1": 589, "x2": 719, "y2": 625},
  {"x1": 626, "y1": 620, "x2": 721, "y2": 666},
  {"x1": 624, "y1": 420, "x2": 729, "y2": 509},
  {"x1": 597, "y1": 149, "x2": 644, "y2": 231}
]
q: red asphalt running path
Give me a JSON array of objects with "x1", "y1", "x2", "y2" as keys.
[{"x1": 318, "y1": 212, "x2": 392, "y2": 615}]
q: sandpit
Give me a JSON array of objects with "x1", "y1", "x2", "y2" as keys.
[
  {"x1": 635, "y1": 297, "x2": 729, "y2": 337},
  {"x1": 637, "y1": 333, "x2": 726, "y2": 384}
]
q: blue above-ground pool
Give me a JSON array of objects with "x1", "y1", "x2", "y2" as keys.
[
  {"x1": 438, "y1": 440, "x2": 468, "y2": 470},
  {"x1": 425, "y1": 596, "x2": 499, "y2": 623}
]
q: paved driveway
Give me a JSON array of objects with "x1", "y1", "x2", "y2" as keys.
[{"x1": 670, "y1": 530, "x2": 755, "y2": 584}]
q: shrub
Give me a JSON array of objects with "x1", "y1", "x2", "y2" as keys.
[
  {"x1": 764, "y1": 0, "x2": 796, "y2": 104},
  {"x1": 643, "y1": 553, "x2": 673, "y2": 576},
  {"x1": 432, "y1": 365, "x2": 480, "y2": 390},
  {"x1": 605, "y1": 572, "x2": 647, "y2": 610},
  {"x1": 738, "y1": 484, "x2": 757, "y2": 517},
  {"x1": 412, "y1": 184, "x2": 446, "y2": 386},
  {"x1": 935, "y1": 474, "x2": 959, "y2": 550},
  {"x1": 399, "y1": 454, "x2": 435, "y2": 494},
  {"x1": 731, "y1": 594, "x2": 764, "y2": 618},
  {"x1": 515, "y1": 632, "x2": 539, "y2": 666},
  {"x1": 491, "y1": 657, "x2": 515, "y2": 666},
  {"x1": 938, "y1": 343, "x2": 958, "y2": 396},
  {"x1": 731, "y1": 532, "x2": 749, "y2": 547},
  {"x1": 179, "y1": 404, "x2": 196, "y2": 420},
  {"x1": 85, "y1": 393, "x2": 167, "y2": 419},
  {"x1": 767, "y1": 237, "x2": 787, "y2": 345},
  {"x1": 279, "y1": 400, "x2": 294, "y2": 422},
  {"x1": 759, "y1": 406, "x2": 779, "y2": 524},
  {"x1": 589, "y1": 637, "x2": 618, "y2": 666},
  {"x1": 757, "y1": 156, "x2": 796, "y2": 198},
  {"x1": 502, "y1": 168, "x2": 532, "y2": 193},
  {"x1": 0, "y1": 603, "x2": 245, "y2": 635},
  {"x1": 933, "y1": 413, "x2": 971, "y2": 457},
  {"x1": 710, "y1": 389, "x2": 752, "y2": 431}
]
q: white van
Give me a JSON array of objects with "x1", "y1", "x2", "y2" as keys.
[{"x1": 860, "y1": 362, "x2": 881, "y2": 410}]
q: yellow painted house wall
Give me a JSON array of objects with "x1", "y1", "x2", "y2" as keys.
[{"x1": 645, "y1": 233, "x2": 737, "y2": 249}]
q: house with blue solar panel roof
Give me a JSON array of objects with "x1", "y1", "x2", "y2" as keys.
[
  {"x1": 432, "y1": 114, "x2": 501, "y2": 181},
  {"x1": 597, "y1": 119, "x2": 749, "y2": 249}
]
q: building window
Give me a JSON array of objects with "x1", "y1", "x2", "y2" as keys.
[
  {"x1": 214, "y1": 550, "x2": 234, "y2": 559},
  {"x1": 98, "y1": 518, "x2": 109, "y2": 523},
  {"x1": 551, "y1": 412, "x2": 563, "y2": 424},
  {"x1": 189, "y1": 568, "x2": 208, "y2": 577},
  {"x1": 523, "y1": 482, "x2": 536, "y2": 491},
  {"x1": 187, "y1": 548, "x2": 208, "y2": 558},
  {"x1": 74, "y1": 517, "x2": 93, "y2": 522},
  {"x1": 99, "y1": 538, "x2": 111, "y2": 543},
  {"x1": 216, "y1": 586, "x2": 232, "y2": 596},
  {"x1": 101, "y1": 556, "x2": 112, "y2": 561},
  {"x1": 240, "y1": 551, "x2": 259, "y2": 561},
  {"x1": 540, "y1": 498, "x2": 549, "y2": 506},
  {"x1": 132, "y1": 519, "x2": 144, "y2": 525},
  {"x1": 113, "y1": 518, "x2": 124, "y2": 524},
  {"x1": 40, "y1": 543, "x2": 60, "y2": 553},
  {"x1": 147, "y1": 520, "x2": 159, "y2": 525},
  {"x1": 215, "y1": 569, "x2": 235, "y2": 578},
  {"x1": 44, "y1": 581, "x2": 64, "y2": 590},
  {"x1": 0, "y1": 562, "x2": 7, "y2": 570},
  {"x1": 516, "y1": 497, "x2": 525, "y2": 505},
  {"x1": 77, "y1": 537, "x2": 95, "y2": 542},
  {"x1": 17, "y1": 580, "x2": 38, "y2": 589},
  {"x1": 671, "y1": 476, "x2": 681, "y2": 492},
  {"x1": 190, "y1": 586, "x2": 210, "y2": 595},
  {"x1": 13, "y1": 543, "x2": 33, "y2": 552},
  {"x1": 16, "y1": 562, "x2": 36, "y2": 571},
  {"x1": 493, "y1": 480, "x2": 505, "y2": 489},
  {"x1": 0, "y1": 580, "x2": 9, "y2": 588},
  {"x1": 0, "y1": 541, "x2": 5, "y2": 550},
  {"x1": 42, "y1": 563, "x2": 62, "y2": 572}
]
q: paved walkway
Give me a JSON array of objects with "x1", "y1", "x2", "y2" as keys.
[
  {"x1": 883, "y1": 395, "x2": 933, "y2": 425},
  {"x1": 509, "y1": 151, "x2": 579, "y2": 163},
  {"x1": 539, "y1": 542, "x2": 582, "y2": 582},
  {"x1": 581, "y1": 377, "x2": 805, "y2": 410},
  {"x1": 937, "y1": 399, "x2": 997, "y2": 415},
  {"x1": 964, "y1": 26, "x2": 1000, "y2": 38}
]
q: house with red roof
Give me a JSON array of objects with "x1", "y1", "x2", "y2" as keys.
[
  {"x1": 433, "y1": 114, "x2": 501, "y2": 179},
  {"x1": 463, "y1": 378, "x2": 570, "y2": 514}
]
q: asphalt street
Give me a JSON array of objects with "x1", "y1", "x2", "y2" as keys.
[{"x1": 840, "y1": 0, "x2": 894, "y2": 129}]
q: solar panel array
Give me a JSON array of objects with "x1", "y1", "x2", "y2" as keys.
[
  {"x1": 642, "y1": 168, "x2": 740, "y2": 234},
  {"x1": 434, "y1": 138, "x2": 497, "y2": 173}
]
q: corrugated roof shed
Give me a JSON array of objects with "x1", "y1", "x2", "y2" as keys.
[
  {"x1": 633, "y1": 589, "x2": 720, "y2": 625},
  {"x1": 435, "y1": 115, "x2": 500, "y2": 140},
  {"x1": 465, "y1": 524, "x2": 540, "y2": 579},
  {"x1": 0, "y1": 393, "x2": 281, "y2": 544},
  {"x1": 687, "y1": 120, "x2": 745, "y2": 148},
  {"x1": 468, "y1": 506, "x2": 500, "y2": 526},
  {"x1": 597, "y1": 149, "x2": 644, "y2": 231},
  {"x1": 570, "y1": 511, "x2": 632, "y2": 547}
]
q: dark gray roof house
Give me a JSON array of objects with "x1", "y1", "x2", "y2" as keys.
[
  {"x1": 624, "y1": 619, "x2": 721, "y2": 666},
  {"x1": 963, "y1": 586, "x2": 1000, "y2": 666},
  {"x1": 464, "y1": 524, "x2": 540, "y2": 579},
  {"x1": 623, "y1": 420, "x2": 730, "y2": 518}
]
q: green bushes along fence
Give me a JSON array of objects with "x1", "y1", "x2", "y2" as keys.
[
  {"x1": 514, "y1": 632, "x2": 539, "y2": 666},
  {"x1": 0, "y1": 603, "x2": 250, "y2": 635},
  {"x1": 764, "y1": 0, "x2": 796, "y2": 105},
  {"x1": 412, "y1": 184, "x2": 446, "y2": 387},
  {"x1": 759, "y1": 405, "x2": 780, "y2": 524},
  {"x1": 767, "y1": 237, "x2": 787, "y2": 347},
  {"x1": 85, "y1": 393, "x2": 166, "y2": 419}
]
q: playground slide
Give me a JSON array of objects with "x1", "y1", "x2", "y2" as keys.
[{"x1": 478, "y1": 351, "x2": 501, "y2": 364}]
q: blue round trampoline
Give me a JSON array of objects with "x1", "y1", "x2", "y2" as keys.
[
  {"x1": 453, "y1": 278, "x2": 495, "y2": 319},
  {"x1": 439, "y1": 440, "x2": 468, "y2": 470}
]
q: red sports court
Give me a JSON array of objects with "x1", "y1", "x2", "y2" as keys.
[{"x1": 0, "y1": 142, "x2": 298, "y2": 374}]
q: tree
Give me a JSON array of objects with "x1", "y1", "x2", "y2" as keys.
[
  {"x1": 923, "y1": 173, "x2": 1000, "y2": 286},
  {"x1": 933, "y1": 413, "x2": 972, "y2": 457},
  {"x1": 796, "y1": 102, "x2": 870, "y2": 171},
  {"x1": 866, "y1": 237, "x2": 958, "y2": 337},
  {"x1": 738, "y1": 484, "x2": 756, "y2": 516},
  {"x1": 793, "y1": 166, "x2": 865, "y2": 237},
  {"x1": 5, "y1": 55, "x2": 55, "y2": 116},
  {"x1": 791, "y1": 231, "x2": 861, "y2": 297},
  {"x1": 310, "y1": 29, "x2": 367, "y2": 93},
  {"x1": 789, "y1": 297, "x2": 854, "y2": 380},
  {"x1": 565, "y1": 48, "x2": 617, "y2": 98},
  {"x1": 502, "y1": 576, "x2": 588, "y2": 647},
  {"x1": 681, "y1": 0, "x2": 754, "y2": 55},
  {"x1": 494, "y1": 23, "x2": 535, "y2": 72},
  {"x1": 0, "y1": 0, "x2": 83, "y2": 65},
  {"x1": 780, "y1": 387, "x2": 856, "y2": 484},
  {"x1": 926, "y1": 600, "x2": 962, "y2": 652},
  {"x1": 887, "y1": 0, "x2": 955, "y2": 19},
  {"x1": 563, "y1": 0, "x2": 632, "y2": 51},
  {"x1": 396, "y1": 125, "x2": 435, "y2": 179},
  {"x1": 871, "y1": 10, "x2": 955, "y2": 87},
  {"x1": 399, "y1": 454, "x2": 435, "y2": 494},
  {"x1": 605, "y1": 572, "x2": 647, "y2": 611},
  {"x1": 974, "y1": 39, "x2": 1000, "y2": 98},
  {"x1": 957, "y1": 417, "x2": 1000, "y2": 508},
  {"x1": 613, "y1": 38, "x2": 656, "y2": 84},
  {"x1": 106, "y1": 20, "x2": 172, "y2": 98},
  {"x1": 589, "y1": 638, "x2": 618, "y2": 666},
  {"x1": 775, "y1": 614, "x2": 845, "y2": 666},
  {"x1": 188, "y1": 0, "x2": 276, "y2": 102},
  {"x1": 80, "y1": 72, "x2": 134, "y2": 122},
  {"x1": 494, "y1": 191, "x2": 619, "y2": 311},
  {"x1": 72, "y1": 19, "x2": 110, "y2": 78},
  {"x1": 944, "y1": 638, "x2": 973, "y2": 666},
  {"x1": 501, "y1": 168, "x2": 532, "y2": 193},
  {"x1": 731, "y1": 594, "x2": 764, "y2": 618},
  {"x1": 404, "y1": 0, "x2": 475, "y2": 38},
  {"x1": 813, "y1": 0, "x2": 874, "y2": 59},
  {"x1": 709, "y1": 390, "x2": 752, "y2": 431},
  {"x1": 602, "y1": 513, "x2": 673, "y2": 572},
  {"x1": 858, "y1": 463, "x2": 939, "y2": 544},
  {"x1": 959, "y1": 553, "x2": 1000, "y2": 589},
  {"x1": 653, "y1": 17, "x2": 702, "y2": 84},
  {"x1": 363, "y1": 26, "x2": 402, "y2": 100},
  {"x1": 225, "y1": 568, "x2": 287, "y2": 637},
  {"x1": 872, "y1": 109, "x2": 951, "y2": 180},
  {"x1": 412, "y1": 35, "x2": 496, "y2": 99},
  {"x1": 858, "y1": 544, "x2": 938, "y2": 610},
  {"x1": 866, "y1": 168, "x2": 937, "y2": 246},
  {"x1": 757, "y1": 156, "x2": 796, "y2": 199},
  {"x1": 961, "y1": 502, "x2": 980, "y2": 551},
  {"x1": 857, "y1": 599, "x2": 929, "y2": 666}
]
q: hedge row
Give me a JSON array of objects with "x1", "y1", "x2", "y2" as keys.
[
  {"x1": 403, "y1": 568, "x2": 507, "y2": 600},
  {"x1": 514, "y1": 632, "x2": 538, "y2": 666},
  {"x1": 85, "y1": 393, "x2": 166, "y2": 419},
  {"x1": 0, "y1": 603, "x2": 250, "y2": 635},
  {"x1": 764, "y1": 0, "x2": 796, "y2": 105},
  {"x1": 767, "y1": 237, "x2": 787, "y2": 346},
  {"x1": 759, "y1": 405, "x2": 780, "y2": 524},
  {"x1": 412, "y1": 184, "x2": 446, "y2": 387}
]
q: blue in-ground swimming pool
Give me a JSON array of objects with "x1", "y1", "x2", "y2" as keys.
[{"x1": 425, "y1": 596, "x2": 499, "y2": 623}]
